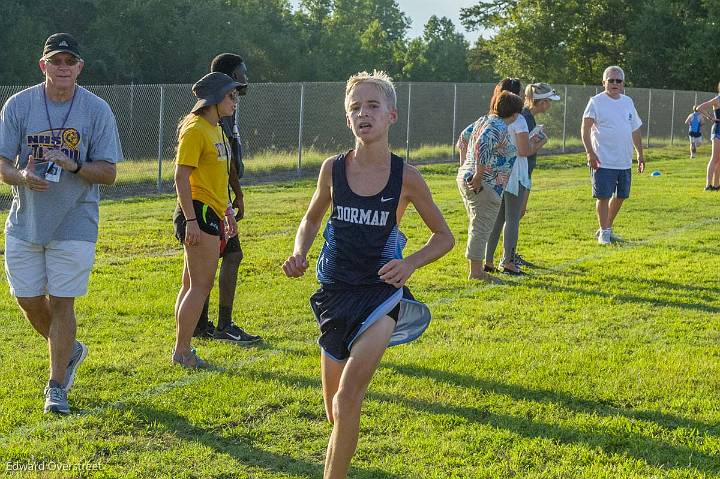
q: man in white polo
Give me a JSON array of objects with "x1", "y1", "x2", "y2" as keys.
[
  {"x1": 581, "y1": 65, "x2": 645, "y2": 245},
  {"x1": 0, "y1": 33, "x2": 122, "y2": 413}
]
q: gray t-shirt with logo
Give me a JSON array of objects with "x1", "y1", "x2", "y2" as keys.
[{"x1": 0, "y1": 84, "x2": 123, "y2": 245}]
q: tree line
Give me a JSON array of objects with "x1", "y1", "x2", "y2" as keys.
[
  {"x1": 461, "y1": 0, "x2": 720, "y2": 91},
  {"x1": 2, "y1": 0, "x2": 717, "y2": 91}
]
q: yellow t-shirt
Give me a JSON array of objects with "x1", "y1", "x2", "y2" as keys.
[{"x1": 176, "y1": 115, "x2": 229, "y2": 218}]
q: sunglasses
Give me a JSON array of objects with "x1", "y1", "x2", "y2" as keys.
[
  {"x1": 45, "y1": 56, "x2": 80, "y2": 66},
  {"x1": 606, "y1": 78, "x2": 624, "y2": 84}
]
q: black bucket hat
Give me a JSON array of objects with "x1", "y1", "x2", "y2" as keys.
[
  {"x1": 191, "y1": 72, "x2": 240, "y2": 113},
  {"x1": 43, "y1": 33, "x2": 82, "y2": 60}
]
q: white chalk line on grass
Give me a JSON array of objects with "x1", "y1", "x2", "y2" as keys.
[
  {"x1": 0, "y1": 347, "x2": 303, "y2": 445},
  {"x1": 428, "y1": 215, "x2": 720, "y2": 306}
]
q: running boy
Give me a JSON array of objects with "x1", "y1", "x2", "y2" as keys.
[
  {"x1": 685, "y1": 106, "x2": 704, "y2": 158},
  {"x1": 282, "y1": 70, "x2": 454, "y2": 479}
]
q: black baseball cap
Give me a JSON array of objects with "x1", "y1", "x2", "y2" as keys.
[
  {"x1": 43, "y1": 33, "x2": 82, "y2": 60},
  {"x1": 191, "y1": 72, "x2": 240, "y2": 113}
]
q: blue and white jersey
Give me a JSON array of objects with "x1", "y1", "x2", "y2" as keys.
[
  {"x1": 689, "y1": 112, "x2": 702, "y2": 134},
  {"x1": 317, "y1": 151, "x2": 406, "y2": 286}
]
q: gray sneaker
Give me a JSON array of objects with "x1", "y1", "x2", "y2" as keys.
[
  {"x1": 172, "y1": 348, "x2": 209, "y2": 369},
  {"x1": 608, "y1": 228, "x2": 624, "y2": 243},
  {"x1": 63, "y1": 341, "x2": 88, "y2": 392},
  {"x1": 44, "y1": 386, "x2": 70, "y2": 414}
]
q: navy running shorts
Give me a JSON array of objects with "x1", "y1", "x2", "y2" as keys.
[{"x1": 310, "y1": 283, "x2": 430, "y2": 361}]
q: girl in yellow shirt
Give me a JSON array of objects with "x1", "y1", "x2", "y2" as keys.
[{"x1": 172, "y1": 72, "x2": 239, "y2": 368}]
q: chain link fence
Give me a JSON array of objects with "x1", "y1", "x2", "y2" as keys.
[{"x1": 0, "y1": 82, "x2": 715, "y2": 208}]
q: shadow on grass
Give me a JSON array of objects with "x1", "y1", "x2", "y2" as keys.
[
  {"x1": 522, "y1": 272, "x2": 720, "y2": 315},
  {"x1": 385, "y1": 363, "x2": 720, "y2": 474},
  {"x1": 125, "y1": 403, "x2": 404, "y2": 479},
  {"x1": 246, "y1": 368, "x2": 719, "y2": 475}
]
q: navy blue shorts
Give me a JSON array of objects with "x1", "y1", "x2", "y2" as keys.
[
  {"x1": 310, "y1": 283, "x2": 430, "y2": 362},
  {"x1": 591, "y1": 167, "x2": 631, "y2": 199}
]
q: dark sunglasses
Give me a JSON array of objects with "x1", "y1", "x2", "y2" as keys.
[
  {"x1": 45, "y1": 57, "x2": 80, "y2": 66},
  {"x1": 606, "y1": 78, "x2": 623, "y2": 84}
]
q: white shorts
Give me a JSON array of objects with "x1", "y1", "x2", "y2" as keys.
[{"x1": 4, "y1": 235, "x2": 96, "y2": 298}]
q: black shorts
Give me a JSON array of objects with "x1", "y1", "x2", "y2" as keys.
[
  {"x1": 689, "y1": 131, "x2": 702, "y2": 138},
  {"x1": 222, "y1": 234, "x2": 243, "y2": 258},
  {"x1": 311, "y1": 283, "x2": 424, "y2": 362},
  {"x1": 173, "y1": 200, "x2": 222, "y2": 243}
]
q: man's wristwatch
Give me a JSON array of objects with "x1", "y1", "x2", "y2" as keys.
[{"x1": 71, "y1": 161, "x2": 82, "y2": 174}]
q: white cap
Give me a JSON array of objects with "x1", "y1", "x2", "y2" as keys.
[{"x1": 531, "y1": 83, "x2": 561, "y2": 101}]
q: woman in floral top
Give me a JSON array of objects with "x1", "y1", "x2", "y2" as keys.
[{"x1": 457, "y1": 91, "x2": 523, "y2": 282}]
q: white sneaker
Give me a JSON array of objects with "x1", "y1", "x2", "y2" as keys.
[
  {"x1": 595, "y1": 228, "x2": 602, "y2": 239},
  {"x1": 598, "y1": 229, "x2": 611, "y2": 245}
]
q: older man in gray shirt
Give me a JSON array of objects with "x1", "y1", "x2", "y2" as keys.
[{"x1": 0, "y1": 33, "x2": 122, "y2": 414}]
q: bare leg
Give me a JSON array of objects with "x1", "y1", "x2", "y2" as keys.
[
  {"x1": 17, "y1": 296, "x2": 51, "y2": 338},
  {"x1": 323, "y1": 316, "x2": 394, "y2": 479},
  {"x1": 218, "y1": 250, "x2": 242, "y2": 312},
  {"x1": 709, "y1": 139, "x2": 720, "y2": 187},
  {"x1": 174, "y1": 257, "x2": 190, "y2": 330},
  {"x1": 18, "y1": 296, "x2": 79, "y2": 384},
  {"x1": 48, "y1": 296, "x2": 76, "y2": 384},
  {"x1": 321, "y1": 353, "x2": 346, "y2": 424},
  {"x1": 607, "y1": 197, "x2": 624, "y2": 229},
  {"x1": 175, "y1": 231, "x2": 219, "y2": 357},
  {"x1": 596, "y1": 198, "x2": 610, "y2": 230}
]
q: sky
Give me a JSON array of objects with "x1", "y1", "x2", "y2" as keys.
[
  {"x1": 395, "y1": 0, "x2": 483, "y2": 43},
  {"x1": 288, "y1": 0, "x2": 485, "y2": 44}
]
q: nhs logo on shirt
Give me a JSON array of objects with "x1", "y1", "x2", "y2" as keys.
[{"x1": 27, "y1": 128, "x2": 81, "y2": 162}]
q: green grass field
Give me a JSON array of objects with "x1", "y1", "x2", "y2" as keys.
[{"x1": 0, "y1": 145, "x2": 718, "y2": 478}]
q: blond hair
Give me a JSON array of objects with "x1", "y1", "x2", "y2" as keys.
[
  {"x1": 524, "y1": 84, "x2": 536, "y2": 109},
  {"x1": 345, "y1": 70, "x2": 397, "y2": 110},
  {"x1": 524, "y1": 82, "x2": 557, "y2": 108}
]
